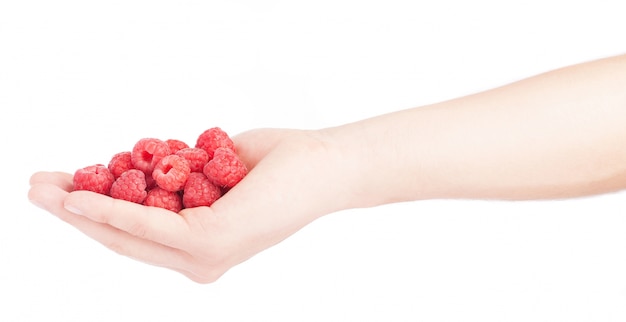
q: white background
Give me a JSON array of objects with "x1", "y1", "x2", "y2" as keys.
[{"x1": 2, "y1": 0, "x2": 626, "y2": 321}]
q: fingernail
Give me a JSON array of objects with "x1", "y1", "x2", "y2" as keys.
[
  {"x1": 29, "y1": 198, "x2": 46, "y2": 211},
  {"x1": 64, "y1": 203, "x2": 83, "y2": 216}
]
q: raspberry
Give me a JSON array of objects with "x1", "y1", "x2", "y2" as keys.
[
  {"x1": 73, "y1": 164, "x2": 115, "y2": 195},
  {"x1": 144, "y1": 187, "x2": 183, "y2": 213},
  {"x1": 152, "y1": 154, "x2": 191, "y2": 192},
  {"x1": 145, "y1": 174, "x2": 157, "y2": 191},
  {"x1": 110, "y1": 169, "x2": 148, "y2": 204},
  {"x1": 182, "y1": 172, "x2": 222, "y2": 208},
  {"x1": 176, "y1": 148, "x2": 209, "y2": 173},
  {"x1": 107, "y1": 151, "x2": 133, "y2": 179},
  {"x1": 131, "y1": 138, "x2": 171, "y2": 175},
  {"x1": 165, "y1": 139, "x2": 189, "y2": 154},
  {"x1": 203, "y1": 147, "x2": 247, "y2": 188},
  {"x1": 72, "y1": 128, "x2": 241, "y2": 210},
  {"x1": 195, "y1": 127, "x2": 235, "y2": 159}
]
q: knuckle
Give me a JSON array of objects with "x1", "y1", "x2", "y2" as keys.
[
  {"x1": 193, "y1": 268, "x2": 225, "y2": 284},
  {"x1": 185, "y1": 252, "x2": 229, "y2": 284},
  {"x1": 126, "y1": 221, "x2": 149, "y2": 239},
  {"x1": 106, "y1": 241, "x2": 128, "y2": 256}
]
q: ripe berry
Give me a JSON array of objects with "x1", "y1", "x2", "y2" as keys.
[
  {"x1": 110, "y1": 169, "x2": 148, "y2": 204},
  {"x1": 152, "y1": 154, "x2": 191, "y2": 192},
  {"x1": 145, "y1": 174, "x2": 157, "y2": 190},
  {"x1": 72, "y1": 128, "x2": 245, "y2": 210},
  {"x1": 73, "y1": 164, "x2": 115, "y2": 195},
  {"x1": 176, "y1": 148, "x2": 209, "y2": 173},
  {"x1": 182, "y1": 172, "x2": 222, "y2": 208},
  {"x1": 108, "y1": 151, "x2": 133, "y2": 179},
  {"x1": 144, "y1": 187, "x2": 183, "y2": 213},
  {"x1": 131, "y1": 138, "x2": 171, "y2": 175},
  {"x1": 203, "y1": 147, "x2": 247, "y2": 188},
  {"x1": 195, "y1": 127, "x2": 235, "y2": 159},
  {"x1": 165, "y1": 139, "x2": 189, "y2": 154}
]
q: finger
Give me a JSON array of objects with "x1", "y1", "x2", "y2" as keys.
[
  {"x1": 28, "y1": 173, "x2": 223, "y2": 283},
  {"x1": 29, "y1": 182, "x2": 198, "y2": 273},
  {"x1": 63, "y1": 190, "x2": 193, "y2": 250},
  {"x1": 29, "y1": 171, "x2": 73, "y2": 192},
  {"x1": 173, "y1": 266, "x2": 224, "y2": 284},
  {"x1": 30, "y1": 172, "x2": 193, "y2": 250}
]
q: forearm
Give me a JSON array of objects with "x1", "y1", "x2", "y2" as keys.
[{"x1": 327, "y1": 54, "x2": 626, "y2": 207}]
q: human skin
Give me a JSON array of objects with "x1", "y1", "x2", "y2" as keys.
[{"x1": 28, "y1": 53, "x2": 626, "y2": 283}]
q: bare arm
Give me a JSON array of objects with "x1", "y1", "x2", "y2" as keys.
[
  {"x1": 29, "y1": 54, "x2": 626, "y2": 283},
  {"x1": 327, "y1": 54, "x2": 626, "y2": 206}
]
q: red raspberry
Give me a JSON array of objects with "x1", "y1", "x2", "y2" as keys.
[
  {"x1": 108, "y1": 151, "x2": 133, "y2": 179},
  {"x1": 165, "y1": 139, "x2": 189, "y2": 154},
  {"x1": 195, "y1": 127, "x2": 235, "y2": 159},
  {"x1": 144, "y1": 187, "x2": 183, "y2": 213},
  {"x1": 182, "y1": 172, "x2": 222, "y2": 208},
  {"x1": 145, "y1": 174, "x2": 157, "y2": 191},
  {"x1": 152, "y1": 154, "x2": 191, "y2": 192},
  {"x1": 73, "y1": 164, "x2": 115, "y2": 195},
  {"x1": 176, "y1": 148, "x2": 209, "y2": 173},
  {"x1": 131, "y1": 138, "x2": 171, "y2": 175},
  {"x1": 110, "y1": 169, "x2": 148, "y2": 204},
  {"x1": 203, "y1": 147, "x2": 247, "y2": 188}
]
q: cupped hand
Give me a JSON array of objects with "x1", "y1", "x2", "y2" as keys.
[{"x1": 28, "y1": 128, "x2": 357, "y2": 283}]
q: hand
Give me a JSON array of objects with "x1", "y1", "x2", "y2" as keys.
[{"x1": 28, "y1": 128, "x2": 355, "y2": 283}]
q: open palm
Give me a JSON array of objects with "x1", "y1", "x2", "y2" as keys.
[{"x1": 28, "y1": 128, "x2": 350, "y2": 283}]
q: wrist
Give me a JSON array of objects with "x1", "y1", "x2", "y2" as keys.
[{"x1": 319, "y1": 115, "x2": 425, "y2": 210}]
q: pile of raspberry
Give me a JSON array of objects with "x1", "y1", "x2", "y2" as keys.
[{"x1": 72, "y1": 127, "x2": 247, "y2": 213}]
